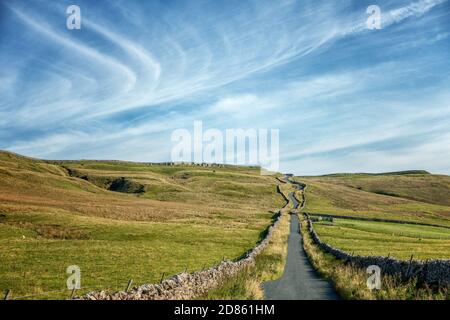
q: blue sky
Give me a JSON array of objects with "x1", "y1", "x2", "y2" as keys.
[{"x1": 1, "y1": 0, "x2": 449, "y2": 175}]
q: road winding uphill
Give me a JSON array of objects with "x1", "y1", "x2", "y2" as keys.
[{"x1": 263, "y1": 176, "x2": 339, "y2": 300}]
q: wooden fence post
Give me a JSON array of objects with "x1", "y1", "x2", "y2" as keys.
[
  {"x1": 4, "y1": 290, "x2": 11, "y2": 300},
  {"x1": 382, "y1": 253, "x2": 390, "y2": 271},
  {"x1": 421, "y1": 259, "x2": 429, "y2": 284},
  {"x1": 70, "y1": 288, "x2": 76, "y2": 299},
  {"x1": 406, "y1": 254, "x2": 414, "y2": 277},
  {"x1": 125, "y1": 279, "x2": 133, "y2": 292}
]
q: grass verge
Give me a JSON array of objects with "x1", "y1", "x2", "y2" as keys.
[{"x1": 203, "y1": 211, "x2": 290, "y2": 299}]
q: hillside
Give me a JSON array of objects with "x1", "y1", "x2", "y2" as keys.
[
  {"x1": 308, "y1": 171, "x2": 450, "y2": 206},
  {"x1": 294, "y1": 172, "x2": 450, "y2": 227},
  {"x1": 0, "y1": 150, "x2": 284, "y2": 299}
]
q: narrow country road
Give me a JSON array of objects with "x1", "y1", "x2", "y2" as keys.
[
  {"x1": 288, "y1": 192, "x2": 299, "y2": 209},
  {"x1": 263, "y1": 176, "x2": 339, "y2": 300}
]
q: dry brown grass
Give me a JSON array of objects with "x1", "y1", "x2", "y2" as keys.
[{"x1": 304, "y1": 173, "x2": 450, "y2": 206}]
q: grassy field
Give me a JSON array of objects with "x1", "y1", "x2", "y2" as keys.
[
  {"x1": 299, "y1": 214, "x2": 448, "y2": 300},
  {"x1": 0, "y1": 151, "x2": 284, "y2": 299},
  {"x1": 295, "y1": 172, "x2": 450, "y2": 227},
  {"x1": 313, "y1": 218, "x2": 450, "y2": 260}
]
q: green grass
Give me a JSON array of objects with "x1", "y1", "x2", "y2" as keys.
[
  {"x1": 0, "y1": 150, "x2": 284, "y2": 299},
  {"x1": 313, "y1": 218, "x2": 450, "y2": 260}
]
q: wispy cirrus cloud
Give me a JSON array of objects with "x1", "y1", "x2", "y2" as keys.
[{"x1": 0, "y1": 0, "x2": 449, "y2": 174}]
